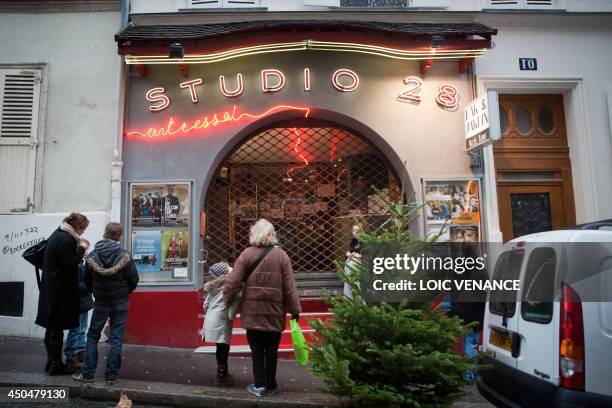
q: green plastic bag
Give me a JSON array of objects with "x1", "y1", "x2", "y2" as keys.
[{"x1": 290, "y1": 319, "x2": 309, "y2": 366}]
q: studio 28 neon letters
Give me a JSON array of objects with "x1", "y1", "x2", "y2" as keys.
[{"x1": 143, "y1": 67, "x2": 461, "y2": 113}]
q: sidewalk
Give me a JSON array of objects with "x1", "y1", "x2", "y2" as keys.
[
  {"x1": 0, "y1": 335, "x2": 339, "y2": 407},
  {"x1": 0, "y1": 336, "x2": 491, "y2": 407}
]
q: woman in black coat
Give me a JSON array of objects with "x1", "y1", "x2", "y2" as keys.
[{"x1": 35, "y1": 212, "x2": 89, "y2": 375}]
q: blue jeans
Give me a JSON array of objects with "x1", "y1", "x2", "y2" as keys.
[
  {"x1": 81, "y1": 303, "x2": 128, "y2": 380},
  {"x1": 463, "y1": 330, "x2": 480, "y2": 382},
  {"x1": 64, "y1": 312, "x2": 89, "y2": 359}
]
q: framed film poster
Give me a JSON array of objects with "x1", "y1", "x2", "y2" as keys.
[{"x1": 129, "y1": 182, "x2": 192, "y2": 284}]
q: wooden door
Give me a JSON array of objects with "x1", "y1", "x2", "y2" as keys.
[
  {"x1": 497, "y1": 183, "x2": 566, "y2": 242},
  {"x1": 494, "y1": 95, "x2": 575, "y2": 241}
]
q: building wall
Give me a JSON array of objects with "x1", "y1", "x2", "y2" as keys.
[
  {"x1": 123, "y1": 52, "x2": 475, "y2": 291},
  {"x1": 0, "y1": 10, "x2": 120, "y2": 337},
  {"x1": 130, "y1": 0, "x2": 612, "y2": 14},
  {"x1": 0, "y1": 212, "x2": 109, "y2": 337},
  {"x1": 0, "y1": 11, "x2": 121, "y2": 213},
  {"x1": 474, "y1": 22, "x2": 612, "y2": 223}
]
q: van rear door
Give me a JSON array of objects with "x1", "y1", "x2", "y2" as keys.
[
  {"x1": 514, "y1": 245, "x2": 559, "y2": 403},
  {"x1": 482, "y1": 249, "x2": 525, "y2": 399}
]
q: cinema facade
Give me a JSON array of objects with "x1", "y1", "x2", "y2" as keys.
[
  {"x1": 111, "y1": 20, "x2": 501, "y2": 347},
  {"x1": 114, "y1": 15, "x2": 608, "y2": 351}
]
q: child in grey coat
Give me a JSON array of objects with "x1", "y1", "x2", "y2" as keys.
[{"x1": 201, "y1": 262, "x2": 240, "y2": 386}]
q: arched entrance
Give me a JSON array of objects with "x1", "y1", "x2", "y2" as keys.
[{"x1": 203, "y1": 118, "x2": 402, "y2": 294}]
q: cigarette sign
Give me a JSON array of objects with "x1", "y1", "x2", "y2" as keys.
[{"x1": 464, "y1": 91, "x2": 501, "y2": 152}]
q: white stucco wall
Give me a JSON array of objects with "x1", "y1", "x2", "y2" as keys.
[
  {"x1": 0, "y1": 11, "x2": 121, "y2": 213},
  {"x1": 0, "y1": 11, "x2": 119, "y2": 337},
  {"x1": 474, "y1": 25, "x2": 612, "y2": 223},
  {"x1": 0, "y1": 212, "x2": 110, "y2": 338}
]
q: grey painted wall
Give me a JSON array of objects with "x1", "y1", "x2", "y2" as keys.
[
  {"x1": 123, "y1": 51, "x2": 476, "y2": 289},
  {"x1": 0, "y1": 11, "x2": 121, "y2": 212}
]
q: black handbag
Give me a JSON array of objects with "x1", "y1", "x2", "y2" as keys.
[{"x1": 22, "y1": 239, "x2": 47, "y2": 290}]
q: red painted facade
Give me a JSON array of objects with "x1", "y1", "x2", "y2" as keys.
[
  {"x1": 124, "y1": 290, "x2": 201, "y2": 348},
  {"x1": 124, "y1": 291, "x2": 330, "y2": 349}
]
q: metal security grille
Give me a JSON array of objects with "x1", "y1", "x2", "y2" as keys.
[
  {"x1": 0, "y1": 282, "x2": 24, "y2": 317},
  {"x1": 204, "y1": 119, "x2": 400, "y2": 276}
]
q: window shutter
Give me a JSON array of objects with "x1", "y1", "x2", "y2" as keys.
[
  {"x1": 187, "y1": 0, "x2": 261, "y2": 7},
  {"x1": 0, "y1": 69, "x2": 41, "y2": 213},
  {"x1": 304, "y1": 0, "x2": 341, "y2": 6},
  {"x1": 223, "y1": 0, "x2": 259, "y2": 7},
  {"x1": 189, "y1": 0, "x2": 222, "y2": 7},
  {"x1": 489, "y1": 0, "x2": 520, "y2": 6},
  {"x1": 489, "y1": 0, "x2": 558, "y2": 8}
]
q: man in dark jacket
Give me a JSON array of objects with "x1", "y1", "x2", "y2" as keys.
[
  {"x1": 36, "y1": 212, "x2": 90, "y2": 376},
  {"x1": 73, "y1": 222, "x2": 139, "y2": 384}
]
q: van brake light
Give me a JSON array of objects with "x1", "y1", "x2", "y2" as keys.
[{"x1": 559, "y1": 283, "x2": 585, "y2": 391}]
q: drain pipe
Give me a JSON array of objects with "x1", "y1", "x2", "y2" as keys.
[{"x1": 110, "y1": 0, "x2": 129, "y2": 222}]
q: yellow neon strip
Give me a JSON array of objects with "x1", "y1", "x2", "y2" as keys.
[
  {"x1": 125, "y1": 40, "x2": 488, "y2": 65},
  {"x1": 130, "y1": 41, "x2": 306, "y2": 60}
]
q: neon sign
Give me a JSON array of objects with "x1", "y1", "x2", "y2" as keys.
[
  {"x1": 144, "y1": 68, "x2": 361, "y2": 112},
  {"x1": 126, "y1": 105, "x2": 311, "y2": 139},
  {"x1": 286, "y1": 128, "x2": 309, "y2": 181}
]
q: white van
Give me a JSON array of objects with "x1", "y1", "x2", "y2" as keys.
[{"x1": 477, "y1": 221, "x2": 612, "y2": 407}]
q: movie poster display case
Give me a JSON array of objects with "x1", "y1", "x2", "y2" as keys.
[
  {"x1": 129, "y1": 182, "x2": 192, "y2": 283},
  {"x1": 422, "y1": 178, "x2": 483, "y2": 244}
]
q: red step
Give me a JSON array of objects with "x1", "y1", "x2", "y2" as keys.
[{"x1": 196, "y1": 298, "x2": 333, "y2": 358}]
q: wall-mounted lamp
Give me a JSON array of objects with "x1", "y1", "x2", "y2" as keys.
[
  {"x1": 430, "y1": 35, "x2": 445, "y2": 48},
  {"x1": 169, "y1": 43, "x2": 184, "y2": 59}
]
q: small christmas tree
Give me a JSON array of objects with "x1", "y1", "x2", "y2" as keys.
[{"x1": 309, "y1": 191, "x2": 481, "y2": 408}]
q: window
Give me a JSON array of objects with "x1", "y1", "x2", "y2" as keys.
[
  {"x1": 487, "y1": 0, "x2": 564, "y2": 10},
  {"x1": 338, "y1": 0, "x2": 448, "y2": 7},
  {"x1": 184, "y1": 0, "x2": 260, "y2": 8},
  {"x1": 490, "y1": 250, "x2": 524, "y2": 317},
  {"x1": 0, "y1": 68, "x2": 42, "y2": 214},
  {"x1": 521, "y1": 247, "x2": 556, "y2": 323}
]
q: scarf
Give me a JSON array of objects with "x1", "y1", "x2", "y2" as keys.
[{"x1": 60, "y1": 222, "x2": 81, "y2": 242}]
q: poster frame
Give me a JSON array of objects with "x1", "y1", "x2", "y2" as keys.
[
  {"x1": 127, "y1": 181, "x2": 194, "y2": 286},
  {"x1": 421, "y1": 177, "x2": 484, "y2": 244}
]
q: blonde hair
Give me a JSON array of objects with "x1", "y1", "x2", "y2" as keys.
[{"x1": 249, "y1": 218, "x2": 278, "y2": 247}]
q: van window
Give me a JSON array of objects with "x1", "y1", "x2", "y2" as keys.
[
  {"x1": 521, "y1": 247, "x2": 556, "y2": 324},
  {"x1": 490, "y1": 250, "x2": 524, "y2": 317}
]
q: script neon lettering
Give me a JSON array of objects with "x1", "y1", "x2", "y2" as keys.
[{"x1": 127, "y1": 105, "x2": 310, "y2": 139}]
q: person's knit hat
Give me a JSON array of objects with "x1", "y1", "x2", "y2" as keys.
[{"x1": 208, "y1": 262, "x2": 228, "y2": 279}]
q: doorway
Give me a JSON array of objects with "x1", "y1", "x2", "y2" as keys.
[
  {"x1": 203, "y1": 118, "x2": 401, "y2": 295},
  {"x1": 494, "y1": 94, "x2": 576, "y2": 241}
]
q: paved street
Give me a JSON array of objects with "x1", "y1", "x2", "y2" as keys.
[{"x1": 0, "y1": 336, "x2": 492, "y2": 407}]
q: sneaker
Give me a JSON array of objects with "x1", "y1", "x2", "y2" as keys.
[
  {"x1": 246, "y1": 384, "x2": 266, "y2": 397},
  {"x1": 72, "y1": 372, "x2": 94, "y2": 383},
  {"x1": 266, "y1": 385, "x2": 280, "y2": 396},
  {"x1": 105, "y1": 377, "x2": 116, "y2": 386}
]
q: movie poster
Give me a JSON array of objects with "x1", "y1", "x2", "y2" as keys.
[
  {"x1": 131, "y1": 183, "x2": 190, "y2": 227},
  {"x1": 449, "y1": 225, "x2": 479, "y2": 242},
  {"x1": 161, "y1": 229, "x2": 189, "y2": 270},
  {"x1": 132, "y1": 230, "x2": 162, "y2": 273},
  {"x1": 424, "y1": 180, "x2": 481, "y2": 243}
]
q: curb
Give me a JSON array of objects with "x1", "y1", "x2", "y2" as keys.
[{"x1": 0, "y1": 371, "x2": 344, "y2": 407}]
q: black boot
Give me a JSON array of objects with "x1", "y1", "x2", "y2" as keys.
[
  {"x1": 214, "y1": 364, "x2": 235, "y2": 386},
  {"x1": 48, "y1": 330, "x2": 74, "y2": 376},
  {"x1": 43, "y1": 330, "x2": 53, "y2": 373}
]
